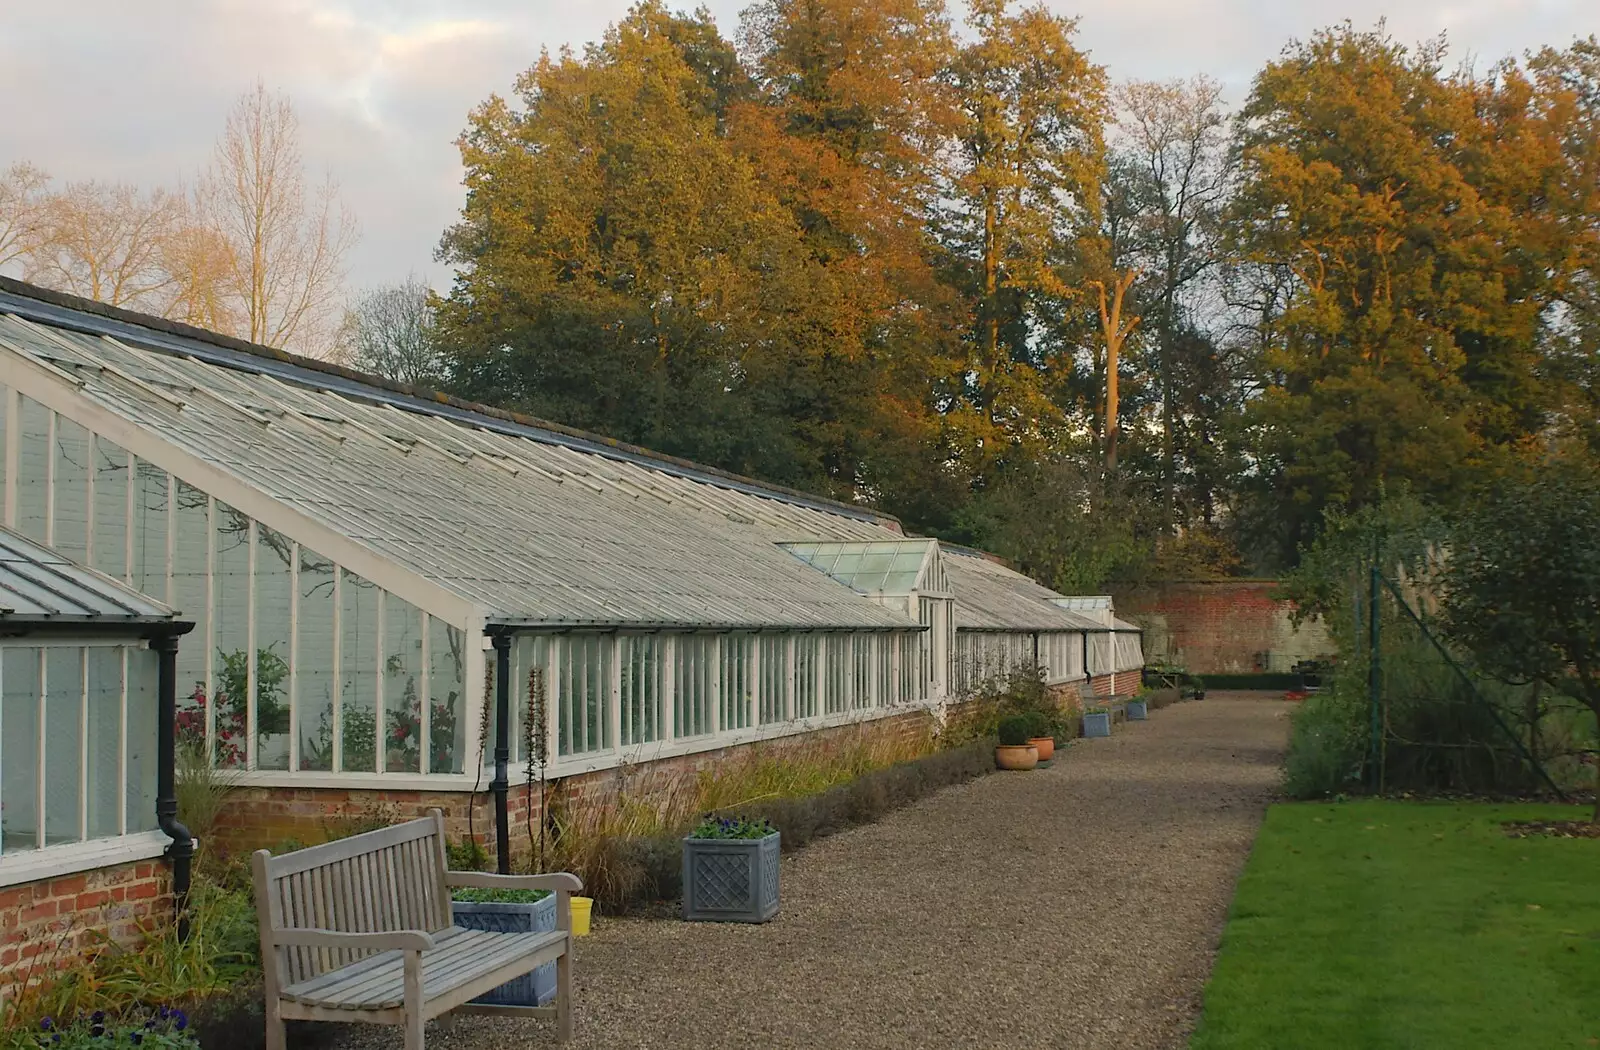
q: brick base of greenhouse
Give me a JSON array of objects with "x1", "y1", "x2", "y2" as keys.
[
  {"x1": 0, "y1": 860, "x2": 172, "y2": 994},
  {"x1": 209, "y1": 709, "x2": 940, "y2": 862},
  {"x1": 207, "y1": 678, "x2": 1141, "y2": 864}
]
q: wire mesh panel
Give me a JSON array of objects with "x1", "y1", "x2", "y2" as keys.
[{"x1": 1366, "y1": 579, "x2": 1579, "y2": 795}]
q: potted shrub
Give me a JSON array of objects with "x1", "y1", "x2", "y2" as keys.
[
  {"x1": 451, "y1": 886, "x2": 557, "y2": 1006},
  {"x1": 995, "y1": 715, "x2": 1039, "y2": 770},
  {"x1": 682, "y1": 815, "x2": 781, "y2": 923},
  {"x1": 1126, "y1": 692, "x2": 1149, "y2": 721},
  {"x1": 1022, "y1": 709, "x2": 1056, "y2": 762}
]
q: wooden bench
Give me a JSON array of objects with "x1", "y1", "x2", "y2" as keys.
[{"x1": 252, "y1": 810, "x2": 581, "y2": 1049}]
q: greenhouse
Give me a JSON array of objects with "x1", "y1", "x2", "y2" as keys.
[{"x1": 0, "y1": 277, "x2": 1141, "y2": 859}]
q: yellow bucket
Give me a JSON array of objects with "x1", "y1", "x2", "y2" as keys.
[{"x1": 570, "y1": 896, "x2": 593, "y2": 937}]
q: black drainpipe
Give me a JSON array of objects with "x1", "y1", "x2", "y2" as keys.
[
  {"x1": 153, "y1": 631, "x2": 194, "y2": 942},
  {"x1": 491, "y1": 632, "x2": 513, "y2": 874},
  {"x1": 1082, "y1": 631, "x2": 1091, "y2": 681},
  {"x1": 1032, "y1": 632, "x2": 1039, "y2": 669}
]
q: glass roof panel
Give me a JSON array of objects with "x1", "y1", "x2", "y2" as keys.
[{"x1": 780, "y1": 539, "x2": 938, "y2": 595}]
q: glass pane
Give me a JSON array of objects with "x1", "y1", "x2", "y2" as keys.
[
  {"x1": 382, "y1": 592, "x2": 424, "y2": 773},
  {"x1": 52, "y1": 416, "x2": 90, "y2": 562},
  {"x1": 295, "y1": 548, "x2": 337, "y2": 772},
  {"x1": 1, "y1": 647, "x2": 41, "y2": 852},
  {"x1": 14, "y1": 397, "x2": 50, "y2": 542},
  {"x1": 126, "y1": 645, "x2": 158, "y2": 833},
  {"x1": 91, "y1": 437, "x2": 130, "y2": 582},
  {"x1": 86, "y1": 646, "x2": 125, "y2": 839},
  {"x1": 45, "y1": 647, "x2": 83, "y2": 845},
  {"x1": 212, "y1": 503, "x2": 251, "y2": 768},
  {"x1": 675, "y1": 635, "x2": 711, "y2": 738},
  {"x1": 340, "y1": 570, "x2": 379, "y2": 773},
  {"x1": 131, "y1": 461, "x2": 169, "y2": 603},
  {"x1": 171, "y1": 482, "x2": 208, "y2": 752},
  {"x1": 0, "y1": 388, "x2": 7, "y2": 514},
  {"x1": 429, "y1": 619, "x2": 465, "y2": 774},
  {"x1": 254, "y1": 527, "x2": 293, "y2": 771}
]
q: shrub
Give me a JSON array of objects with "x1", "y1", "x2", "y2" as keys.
[
  {"x1": 9, "y1": 1009, "x2": 198, "y2": 1049},
  {"x1": 996, "y1": 716, "x2": 1031, "y2": 747},
  {"x1": 688, "y1": 816, "x2": 776, "y2": 840},
  {"x1": 1283, "y1": 690, "x2": 1366, "y2": 799}
]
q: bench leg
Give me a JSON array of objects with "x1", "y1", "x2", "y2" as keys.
[
  {"x1": 404, "y1": 951, "x2": 426, "y2": 1050},
  {"x1": 556, "y1": 946, "x2": 574, "y2": 1043},
  {"x1": 264, "y1": 999, "x2": 286, "y2": 1050}
]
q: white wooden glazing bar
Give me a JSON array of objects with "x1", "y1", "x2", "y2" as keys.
[
  {"x1": 709, "y1": 636, "x2": 721, "y2": 736},
  {"x1": 3, "y1": 386, "x2": 17, "y2": 527},
  {"x1": 83, "y1": 427, "x2": 96, "y2": 565},
  {"x1": 783, "y1": 635, "x2": 795, "y2": 721},
  {"x1": 78, "y1": 646, "x2": 89, "y2": 840},
  {"x1": 0, "y1": 649, "x2": 4, "y2": 860},
  {"x1": 419, "y1": 612, "x2": 431, "y2": 775},
  {"x1": 122, "y1": 450, "x2": 134, "y2": 585},
  {"x1": 118, "y1": 646, "x2": 128, "y2": 836},
  {"x1": 373, "y1": 590, "x2": 385, "y2": 773},
  {"x1": 203, "y1": 494, "x2": 214, "y2": 754},
  {"x1": 246, "y1": 518, "x2": 258, "y2": 771},
  {"x1": 607, "y1": 635, "x2": 622, "y2": 755},
  {"x1": 748, "y1": 637, "x2": 759, "y2": 730},
  {"x1": 288, "y1": 541, "x2": 301, "y2": 774},
  {"x1": 35, "y1": 648, "x2": 46, "y2": 849},
  {"x1": 331, "y1": 568, "x2": 343, "y2": 772},
  {"x1": 660, "y1": 636, "x2": 675, "y2": 744},
  {"x1": 547, "y1": 638, "x2": 562, "y2": 760},
  {"x1": 43, "y1": 410, "x2": 55, "y2": 546}
]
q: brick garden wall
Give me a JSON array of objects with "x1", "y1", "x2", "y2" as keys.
[
  {"x1": 1114, "y1": 579, "x2": 1334, "y2": 675},
  {"x1": 0, "y1": 859, "x2": 171, "y2": 996},
  {"x1": 209, "y1": 710, "x2": 938, "y2": 868}
]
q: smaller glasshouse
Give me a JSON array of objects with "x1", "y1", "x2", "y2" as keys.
[
  {"x1": 0, "y1": 275, "x2": 1142, "y2": 948},
  {"x1": 0, "y1": 525, "x2": 192, "y2": 985}
]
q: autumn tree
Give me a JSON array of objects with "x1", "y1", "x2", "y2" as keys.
[
  {"x1": 941, "y1": 0, "x2": 1107, "y2": 479},
  {"x1": 736, "y1": 0, "x2": 966, "y2": 513},
  {"x1": 24, "y1": 180, "x2": 182, "y2": 308},
  {"x1": 200, "y1": 82, "x2": 357, "y2": 354},
  {"x1": 438, "y1": 3, "x2": 858, "y2": 489},
  {"x1": 0, "y1": 163, "x2": 51, "y2": 272},
  {"x1": 1226, "y1": 25, "x2": 1564, "y2": 563}
]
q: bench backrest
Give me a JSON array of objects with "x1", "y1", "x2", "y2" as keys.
[{"x1": 252, "y1": 812, "x2": 452, "y2": 987}]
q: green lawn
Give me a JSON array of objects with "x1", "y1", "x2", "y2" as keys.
[{"x1": 1191, "y1": 800, "x2": 1600, "y2": 1050}]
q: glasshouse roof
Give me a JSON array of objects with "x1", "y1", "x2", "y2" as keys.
[
  {"x1": 0, "y1": 526, "x2": 178, "y2": 626},
  {"x1": 779, "y1": 539, "x2": 947, "y2": 596},
  {"x1": 941, "y1": 547, "x2": 1106, "y2": 633},
  {"x1": 0, "y1": 280, "x2": 923, "y2": 631}
]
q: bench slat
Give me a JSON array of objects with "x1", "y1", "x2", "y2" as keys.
[
  {"x1": 282, "y1": 928, "x2": 565, "y2": 1011},
  {"x1": 265, "y1": 816, "x2": 441, "y2": 878}
]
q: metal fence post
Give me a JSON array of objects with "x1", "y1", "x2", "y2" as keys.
[{"x1": 1367, "y1": 564, "x2": 1382, "y2": 791}]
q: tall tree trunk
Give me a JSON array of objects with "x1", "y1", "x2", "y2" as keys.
[{"x1": 1091, "y1": 269, "x2": 1141, "y2": 479}]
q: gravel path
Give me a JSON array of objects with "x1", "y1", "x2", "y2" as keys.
[{"x1": 339, "y1": 693, "x2": 1290, "y2": 1050}]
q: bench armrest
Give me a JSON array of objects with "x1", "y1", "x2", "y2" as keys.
[
  {"x1": 446, "y1": 871, "x2": 583, "y2": 893},
  {"x1": 271, "y1": 927, "x2": 435, "y2": 952}
]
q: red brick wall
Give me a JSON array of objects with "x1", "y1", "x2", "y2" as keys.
[
  {"x1": 0, "y1": 859, "x2": 171, "y2": 993},
  {"x1": 1087, "y1": 671, "x2": 1140, "y2": 697},
  {"x1": 210, "y1": 711, "x2": 937, "y2": 867},
  {"x1": 1114, "y1": 579, "x2": 1333, "y2": 674}
]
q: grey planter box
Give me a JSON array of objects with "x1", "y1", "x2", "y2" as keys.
[
  {"x1": 682, "y1": 831, "x2": 780, "y2": 923},
  {"x1": 451, "y1": 895, "x2": 556, "y2": 1006},
  {"x1": 1082, "y1": 711, "x2": 1112, "y2": 738},
  {"x1": 1126, "y1": 699, "x2": 1148, "y2": 721}
]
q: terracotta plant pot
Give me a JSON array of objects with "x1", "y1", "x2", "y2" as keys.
[
  {"x1": 1028, "y1": 737, "x2": 1055, "y2": 762},
  {"x1": 995, "y1": 744, "x2": 1039, "y2": 771}
]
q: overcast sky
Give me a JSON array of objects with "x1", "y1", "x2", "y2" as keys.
[{"x1": 2, "y1": 1, "x2": 1592, "y2": 295}]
